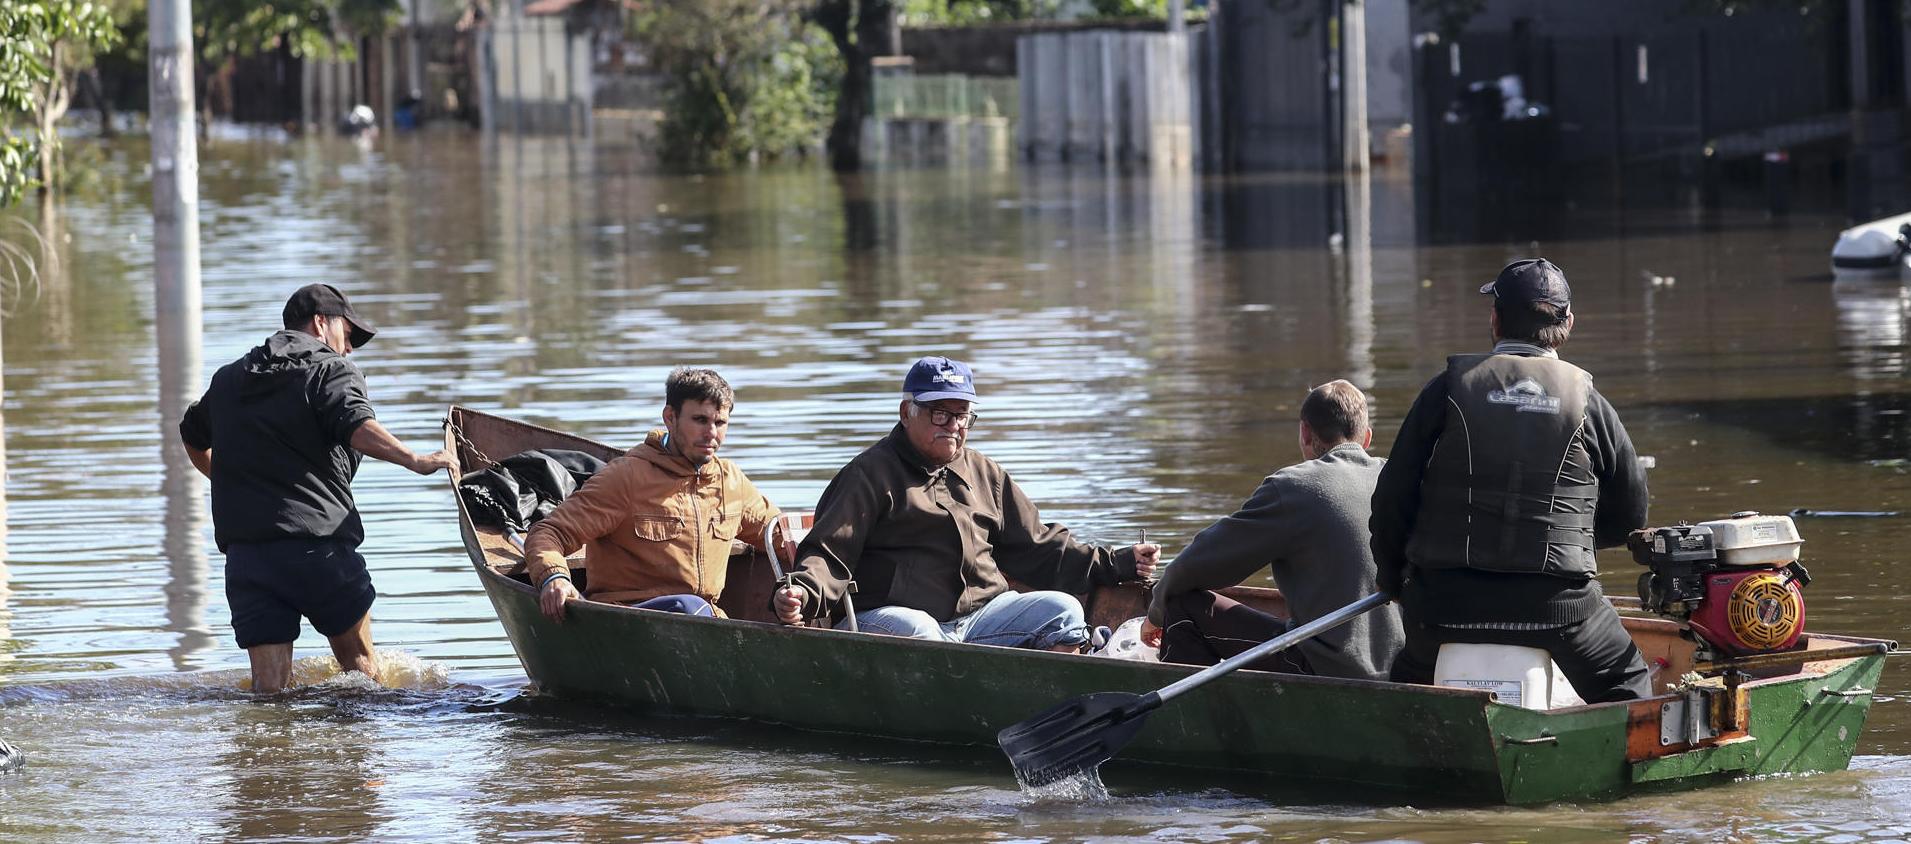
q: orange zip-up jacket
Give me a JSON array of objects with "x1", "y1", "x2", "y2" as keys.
[{"x1": 523, "y1": 429, "x2": 779, "y2": 613}]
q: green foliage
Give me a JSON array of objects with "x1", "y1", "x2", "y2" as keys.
[
  {"x1": 195, "y1": 0, "x2": 402, "y2": 65},
  {"x1": 0, "y1": 8, "x2": 53, "y2": 119},
  {"x1": 41, "y1": 1, "x2": 122, "y2": 65},
  {"x1": 0, "y1": 135, "x2": 34, "y2": 207},
  {"x1": 634, "y1": 0, "x2": 839, "y2": 169},
  {"x1": 900, "y1": 0, "x2": 1028, "y2": 22},
  {"x1": 1087, "y1": 0, "x2": 1169, "y2": 17},
  {"x1": 740, "y1": 31, "x2": 841, "y2": 157},
  {"x1": 0, "y1": 2, "x2": 119, "y2": 114},
  {"x1": 901, "y1": 0, "x2": 1183, "y2": 23},
  {"x1": 0, "y1": 1, "x2": 120, "y2": 204}
]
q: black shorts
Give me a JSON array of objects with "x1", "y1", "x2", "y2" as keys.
[{"x1": 225, "y1": 538, "x2": 376, "y2": 649}]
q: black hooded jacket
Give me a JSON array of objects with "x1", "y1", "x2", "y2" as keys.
[{"x1": 179, "y1": 330, "x2": 377, "y2": 551}]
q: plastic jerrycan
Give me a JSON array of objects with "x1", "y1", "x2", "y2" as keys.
[{"x1": 1433, "y1": 643, "x2": 1585, "y2": 710}]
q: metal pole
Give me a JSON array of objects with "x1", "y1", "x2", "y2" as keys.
[
  {"x1": 149, "y1": 0, "x2": 202, "y2": 334},
  {"x1": 1342, "y1": 0, "x2": 1370, "y2": 174},
  {"x1": 1167, "y1": 0, "x2": 1186, "y2": 35},
  {"x1": 149, "y1": 0, "x2": 207, "y2": 669}
]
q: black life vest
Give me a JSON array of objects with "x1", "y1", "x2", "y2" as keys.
[{"x1": 1406, "y1": 353, "x2": 1600, "y2": 578}]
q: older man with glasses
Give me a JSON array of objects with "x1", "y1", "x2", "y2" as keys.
[{"x1": 774, "y1": 356, "x2": 1158, "y2": 651}]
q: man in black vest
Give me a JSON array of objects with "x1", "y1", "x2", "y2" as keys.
[{"x1": 1370, "y1": 259, "x2": 1652, "y2": 702}]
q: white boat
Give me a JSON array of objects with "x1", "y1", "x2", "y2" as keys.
[{"x1": 1831, "y1": 211, "x2": 1911, "y2": 278}]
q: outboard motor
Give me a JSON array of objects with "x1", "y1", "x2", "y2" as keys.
[{"x1": 1629, "y1": 512, "x2": 1812, "y2": 658}]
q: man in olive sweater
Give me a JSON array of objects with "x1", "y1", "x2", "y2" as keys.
[{"x1": 1147, "y1": 380, "x2": 1404, "y2": 681}]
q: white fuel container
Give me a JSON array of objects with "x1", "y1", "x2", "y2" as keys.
[{"x1": 1434, "y1": 644, "x2": 1585, "y2": 710}]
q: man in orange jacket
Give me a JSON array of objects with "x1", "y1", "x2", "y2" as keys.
[{"x1": 524, "y1": 367, "x2": 787, "y2": 621}]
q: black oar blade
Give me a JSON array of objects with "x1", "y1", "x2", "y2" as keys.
[{"x1": 996, "y1": 691, "x2": 1152, "y2": 787}]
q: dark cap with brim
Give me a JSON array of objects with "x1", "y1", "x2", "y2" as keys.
[
  {"x1": 283, "y1": 283, "x2": 377, "y2": 348},
  {"x1": 1480, "y1": 258, "x2": 1572, "y2": 317}
]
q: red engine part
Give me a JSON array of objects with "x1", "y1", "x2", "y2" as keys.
[{"x1": 1686, "y1": 567, "x2": 1806, "y2": 656}]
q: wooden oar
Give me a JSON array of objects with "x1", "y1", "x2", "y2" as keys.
[
  {"x1": 997, "y1": 591, "x2": 1392, "y2": 787},
  {"x1": 1693, "y1": 641, "x2": 1894, "y2": 674}
]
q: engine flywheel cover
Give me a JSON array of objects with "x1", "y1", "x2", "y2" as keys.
[{"x1": 1723, "y1": 571, "x2": 1804, "y2": 651}]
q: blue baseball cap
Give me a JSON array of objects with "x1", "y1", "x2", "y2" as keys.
[{"x1": 903, "y1": 356, "x2": 979, "y2": 404}]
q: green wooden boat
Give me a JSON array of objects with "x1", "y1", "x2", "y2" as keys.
[{"x1": 445, "y1": 406, "x2": 1896, "y2": 804}]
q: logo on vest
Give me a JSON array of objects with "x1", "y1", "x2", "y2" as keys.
[{"x1": 1486, "y1": 378, "x2": 1562, "y2": 414}]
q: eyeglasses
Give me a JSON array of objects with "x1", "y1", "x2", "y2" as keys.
[{"x1": 913, "y1": 401, "x2": 979, "y2": 429}]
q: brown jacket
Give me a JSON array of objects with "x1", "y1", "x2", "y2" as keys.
[
  {"x1": 786, "y1": 425, "x2": 1137, "y2": 622},
  {"x1": 524, "y1": 429, "x2": 779, "y2": 611}
]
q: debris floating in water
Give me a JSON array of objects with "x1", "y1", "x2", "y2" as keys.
[
  {"x1": 1014, "y1": 766, "x2": 1111, "y2": 802},
  {"x1": 1788, "y1": 508, "x2": 1901, "y2": 519}
]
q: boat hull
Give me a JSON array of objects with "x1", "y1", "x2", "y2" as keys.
[{"x1": 448, "y1": 406, "x2": 1891, "y2": 804}]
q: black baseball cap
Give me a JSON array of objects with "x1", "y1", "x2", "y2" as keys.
[
  {"x1": 282, "y1": 283, "x2": 377, "y2": 348},
  {"x1": 1480, "y1": 258, "x2": 1572, "y2": 317}
]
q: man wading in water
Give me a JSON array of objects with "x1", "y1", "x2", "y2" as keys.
[{"x1": 179, "y1": 284, "x2": 456, "y2": 693}]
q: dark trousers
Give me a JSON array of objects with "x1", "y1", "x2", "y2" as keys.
[
  {"x1": 1158, "y1": 590, "x2": 1312, "y2": 675},
  {"x1": 1389, "y1": 606, "x2": 1653, "y2": 703}
]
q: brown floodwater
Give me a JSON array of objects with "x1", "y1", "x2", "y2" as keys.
[{"x1": 3, "y1": 130, "x2": 1911, "y2": 841}]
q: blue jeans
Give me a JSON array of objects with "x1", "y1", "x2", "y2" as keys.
[
  {"x1": 632, "y1": 594, "x2": 716, "y2": 617},
  {"x1": 835, "y1": 590, "x2": 1090, "y2": 650}
]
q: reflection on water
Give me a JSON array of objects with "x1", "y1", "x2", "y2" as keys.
[
  {"x1": 1339, "y1": 171, "x2": 1377, "y2": 389},
  {"x1": 1, "y1": 133, "x2": 1911, "y2": 838},
  {"x1": 0, "y1": 241, "x2": 8, "y2": 679},
  {"x1": 157, "y1": 254, "x2": 211, "y2": 670},
  {"x1": 1835, "y1": 277, "x2": 1911, "y2": 380}
]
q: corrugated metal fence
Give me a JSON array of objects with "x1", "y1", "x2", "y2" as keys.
[{"x1": 1015, "y1": 29, "x2": 1201, "y2": 168}]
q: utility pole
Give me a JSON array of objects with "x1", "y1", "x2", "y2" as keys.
[
  {"x1": 149, "y1": 0, "x2": 201, "y2": 336},
  {"x1": 1168, "y1": 0, "x2": 1186, "y2": 34},
  {"x1": 1342, "y1": 0, "x2": 1370, "y2": 174},
  {"x1": 150, "y1": 0, "x2": 208, "y2": 664}
]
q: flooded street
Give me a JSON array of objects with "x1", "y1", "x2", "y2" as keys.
[{"x1": 4, "y1": 132, "x2": 1911, "y2": 841}]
